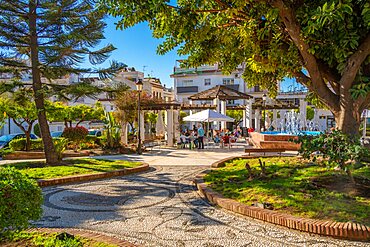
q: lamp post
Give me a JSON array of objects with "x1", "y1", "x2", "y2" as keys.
[
  {"x1": 262, "y1": 93, "x2": 267, "y2": 131},
  {"x1": 136, "y1": 79, "x2": 143, "y2": 154}
]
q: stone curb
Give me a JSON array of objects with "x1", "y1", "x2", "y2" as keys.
[
  {"x1": 37, "y1": 163, "x2": 150, "y2": 187},
  {"x1": 31, "y1": 227, "x2": 139, "y2": 246},
  {"x1": 195, "y1": 156, "x2": 370, "y2": 241}
]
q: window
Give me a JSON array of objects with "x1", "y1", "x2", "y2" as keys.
[
  {"x1": 222, "y1": 78, "x2": 234, "y2": 85},
  {"x1": 253, "y1": 85, "x2": 260, "y2": 92},
  {"x1": 227, "y1": 100, "x2": 235, "y2": 105},
  {"x1": 110, "y1": 105, "x2": 114, "y2": 111},
  {"x1": 204, "y1": 78, "x2": 211, "y2": 86},
  {"x1": 182, "y1": 79, "x2": 193, "y2": 87}
]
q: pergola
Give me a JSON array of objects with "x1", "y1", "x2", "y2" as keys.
[
  {"x1": 188, "y1": 85, "x2": 252, "y2": 130},
  {"x1": 186, "y1": 85, "x2": 304, "y2": 132},
  {"x1": 188, "y1": 85, "x2": 252, "y2": 101},
  {"x1": 120, "y1": 86, "x2": 301, "y2": 146},
  {"x1": 119, "y1": 100, "x2": 220, "y2": 146}
]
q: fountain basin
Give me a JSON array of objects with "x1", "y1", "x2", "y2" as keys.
[{"x1": 249, "y1": 131, "x2": 321, "y2": 150}]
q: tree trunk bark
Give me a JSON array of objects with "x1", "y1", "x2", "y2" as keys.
[
  {"x1": 25, "y1": 131, "x2": 31, "y2": 151},
  {"x1": 334, "y1": 98, "x2": 361, "y2": 136},
  {"x1": 29, "y1": 1, "x2": 58, "y2": 165}
]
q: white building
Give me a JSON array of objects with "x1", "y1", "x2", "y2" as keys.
[
  {"x1": 0, "y1": 67, "x2": 174, "y2": 136},
  {"x1": 171, "y1": 60, "x2": 334, "y2": 132}
]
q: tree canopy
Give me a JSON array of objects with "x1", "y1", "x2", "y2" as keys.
[
  {"x1": 47, "y1": 102, "x2": 105, "y2": 128},
  {"x1": 0, "y1": 89, "x2": 38, "y2": 150},
  {"x1": 101, "y1": 0, "x2": 370, "y2": 135}
]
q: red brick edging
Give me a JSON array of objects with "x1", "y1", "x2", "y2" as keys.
[
  {"x1": 31, "y1": 227, "x2": 139, "y2": 246},
  {"x1": 194, "y1": 156, "x2": 370, "y2": 241},
  {"x1": 37, "y1": 163, "x2": 149, "y2": 187}
]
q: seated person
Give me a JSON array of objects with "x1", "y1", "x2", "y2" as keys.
[
  {"x1": 222, "y1": 134, "x2": 230, "y2": 144},
  {"x1": 213, "y1": 134, "x2": 221, "y2": 143},
  {"x1": 178, "y1": 132, "x2": 187, "y2": 148}
]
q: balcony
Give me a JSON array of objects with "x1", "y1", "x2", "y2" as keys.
[
  {"x1": 224, "y1": 84, "x2": 239, "y2": 91},
  {"x1": 174, "y1": 65, "x2": 218, "y2": 75},
  {"x1": 176, "y1": 86, "x2": 199, "y2": 93}
]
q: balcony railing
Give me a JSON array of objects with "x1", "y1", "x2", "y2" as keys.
[
  {"x1": 176, "y1": 86, "x2": 199, "y2": 93},
  {"x1": 174, "y1": 65, "x2": 218, "y2": 74}
]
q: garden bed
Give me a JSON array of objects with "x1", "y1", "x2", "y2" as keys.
[
  {"x1": 3, "y1": 158, "x2": 142, "y2": 180},
  {"x1": 204, "y1": 157, "x2": 370, "y2": 226}
]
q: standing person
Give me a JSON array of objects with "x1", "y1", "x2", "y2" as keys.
[{"x1": 197, "y1": 124, "x2": 205, "y2": 149}]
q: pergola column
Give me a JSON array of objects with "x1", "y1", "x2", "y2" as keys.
[
  {"x1": 173, "y1": 109, "x2": 180, "y2": 141},
  {"x1": 189, "y1": 99, "x2": 194, "y2": 130},
  {"x1": 272, "y1": 110, "x2": 278, "y2": 129},
  {"x1": 220, "y1": 100, "x2": 227, "y2": 130},
  {"x1": 166, "y1": 107, "x2": 174, "y2": 146},
  {"x1": 121, "y1": 122, "x2": 128, "y2": 145},
  {"x1": 243, "y1": 99, "x2": 253, "y2": 128},
  {"x1": 255, "y1": 107, "x2": 261, "y2": 131},
  {"x1": 299, "y1": 99, "x2": 307, "y2": 130},
  {"x1": 213, "y1": 97, "x2": 220, "y2": 129}
]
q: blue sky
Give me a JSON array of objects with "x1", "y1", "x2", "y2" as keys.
[
  {"x1": 96, "y1": 17, "x2": 300, "y2": 91},
  {"x1": 94, "y1": 17, "x2": 185, "y2": 88}
]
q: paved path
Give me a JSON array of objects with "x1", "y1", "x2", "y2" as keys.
[{"x1": 34, "y1": 149, "x2": 367, "y2": 247}]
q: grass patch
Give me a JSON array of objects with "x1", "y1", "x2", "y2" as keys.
[
  {"x1": 0, "y1": 231, "x2": 117, "y2": 247},
  {"x1": 204, "y1": 157, "x2": 370, "y2": 225},
  {"x1": 3, "y1": 158, "x2": 141, "y2": 180}
]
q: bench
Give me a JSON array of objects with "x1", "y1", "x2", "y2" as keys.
[
  {"x1": 245, "y1": 148, "x2": 286, "y2": 156},
  {"x1": 143, "y1": 140, "x2": 163, "y2": 151}
]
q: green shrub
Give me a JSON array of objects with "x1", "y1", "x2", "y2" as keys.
[
  {"x1": 9, "y1": 138, "x2": 43, "y2": 151},
  {"x1": 53, "y1": 138, "x2": 68, "y2": 161},
  {"x1": 0, "y1": 148, "x2": 13, "y2": 157},
  {"x1": 31, "y1": 139, "x2": 43, "y2": 151},
  {"x1": 62, "y1": 126, "x2": 88, "y2": 151},
  {"x1": 0, "y1": 167, "x2": 43, "y2": 234},
  {"x1": 85, "y1": 135, "x2": 100, "y2": 145},
  {"x1": 296, "y1": 130, "x2": 368, "y2": 182},
  {"x1": 62, "y1": 127, "x2": 88, "y2": 143},
  {"x1": 9, "y1": 139, "x2": 25, "y2": 151}
]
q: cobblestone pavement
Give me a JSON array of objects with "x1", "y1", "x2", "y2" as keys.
[{"x1": 35, "y1": 149, "x2": 368, "y2": 247}]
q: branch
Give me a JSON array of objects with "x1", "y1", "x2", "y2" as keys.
[
  {"x1": 339, "y1": 33, "x2": 370, "y2": 90},
  {"x1": 273, "y1": 0, "x2": 339, "y2": 112},
  {"x1": 194, "y1": 8, "x2": 228, "y2": 13},
  {"x1": 12, "y1": 118, "x2": 26, "y2": 133}
]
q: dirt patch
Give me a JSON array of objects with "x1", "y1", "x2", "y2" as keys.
[{"x1": 312, "y1": 174, "x2": 370, "y2": 198}]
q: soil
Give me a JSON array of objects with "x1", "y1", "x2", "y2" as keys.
[{"x1": 311, "y1": 174, "x2": 370, "y2": 198}]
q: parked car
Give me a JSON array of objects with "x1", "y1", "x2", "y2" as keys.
[
  {"x1": 51, "y1": 131, "x2": 63, "y2": 138},
  {"x1": 88, "y1": 129, "x2": 102, "y2": 137},
  {"x1": 0, "y1": 133, "x2": 39, "y2": 150}
]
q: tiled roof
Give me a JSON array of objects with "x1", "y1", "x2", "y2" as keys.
[{"x1": 188, "y1": 85, "x2": 252, "y2": 100}]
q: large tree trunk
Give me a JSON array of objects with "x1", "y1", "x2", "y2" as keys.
[
  {"x1": 29, "y1": 1, "x2": 58, "y2": 165},
  {"x1": 334, "y1": 101, "x2": 362, "y2": 136}
]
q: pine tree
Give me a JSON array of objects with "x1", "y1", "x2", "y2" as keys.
[{"x1": 0, "y1": 0, "x2": 124, "y2": 164}]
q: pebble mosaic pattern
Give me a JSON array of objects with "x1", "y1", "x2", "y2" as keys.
[{"x1": 36, "y1": 165, "x2": 368, "y2": 247}]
